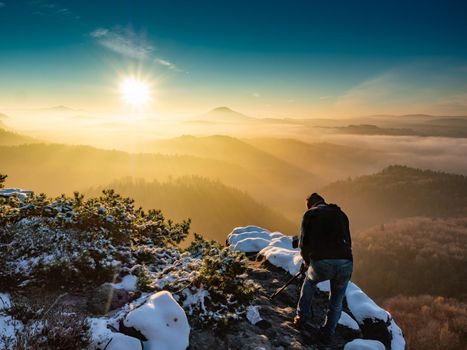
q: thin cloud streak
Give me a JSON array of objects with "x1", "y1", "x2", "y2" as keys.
[
  {"x1": 90, "y1": 27, "x2": 181, "y2": 72},
  {"x1": 29, "y1": 1, "x2": 76, "y2": 18},
  {"x1": 154, "y1": 58, "x2": 181, "y2": 72},
  {"x1": 90, "y1": 27, "x2": 154, "y2": 60}
]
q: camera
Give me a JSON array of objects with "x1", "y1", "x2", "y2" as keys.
[{"x1": 292, "y1": 235, "x2": 299, "y2": 248}]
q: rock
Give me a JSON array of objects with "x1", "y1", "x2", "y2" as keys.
[
  {"x1": 124, "y1": 291, "x2": 190, "y2": 350},
  {"x1": 257, "y1": 319, "x2": 272, "y2": 330},
  {"x1": 87, "y1": 283, "x2": 130, "y2": 315},
  {"x1": 105, "y1": 333, "x2": 142, "y2": 350},
  {"x1": 344, "y1": 339, "x2": 386, "y2": 350},
  {"x1": 360, "y1": 318, "x2": 392, "y2": 349}
]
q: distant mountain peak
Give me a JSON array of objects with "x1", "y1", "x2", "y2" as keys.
[
  {"x1": 211, "y1": 106, "x2": 235, "y2": 113},
  {"x1": 42, "y1": 105, "x2": 77, "y2": 112},
  {"x1": 200, "y1": 107, "x2": 253, "y2": 122}
]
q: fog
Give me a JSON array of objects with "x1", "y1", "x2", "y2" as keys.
[{"x1": 321, "y1": 134, "x2": 467, "y2": 175}]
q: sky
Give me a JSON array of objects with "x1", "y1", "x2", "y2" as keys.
[{"x1": 0, "y1": 0, "x2": 467, "y2": 118}]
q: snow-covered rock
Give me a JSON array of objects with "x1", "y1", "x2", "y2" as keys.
[
  {"x1": 227, "y1": 225, "x2": 405, "y2": 350},
  {"x1": 89, "y1": 291, "x2": 189, "y2": 350},
  {"x1": 345, "y1": 282, "x2": 390, "y2": 324},
  {"x1": 338, "y1": 311, "x2": 360, "y2": 331},
  {"x1": 388, "y1": 318, "x2": 406, "y2": 350},
  {"x1": 124, "y1": 291, "x2": 190, "y2": 350},
  {"x1": 344, "y1": 339, "x2": 386, "y2": 350},
  {"x1": 259, "y1": 245, "x2": 302, "y2": 275},
  {"x1": 105, "y1": 333, "x2": 143, "y2": 350},
  {"x1": 229, "y1": 226, "x2": 303, "y2": 274},
  {"x1": 114, "y1": 275, "x2": 138, "y2": 292}
]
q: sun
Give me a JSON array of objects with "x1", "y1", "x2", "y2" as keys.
[{"x1": 119, "y1": 77, "x2": 151, "y2": 107}]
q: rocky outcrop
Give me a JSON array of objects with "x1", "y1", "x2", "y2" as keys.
[{"x1": 211, "y1": 225, "x2": 406, "y2": 350}]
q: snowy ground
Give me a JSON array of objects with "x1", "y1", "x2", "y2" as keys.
[{"x1": 0, "y1": 222, "x2": 405, "y2": 350}]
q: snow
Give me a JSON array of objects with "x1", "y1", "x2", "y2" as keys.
[
  {"x1": 0, "y1": 293, "x2": 12, "y2": 310},
  {"x1": 345, "y1": 282, "x2": 390, "y2": 324},
  {"x1": 232, "y1": 237, "x2": 271, "y2": 252},
  {"x1": 106, "y1": 333, "x2": 143, "y2": 350},
  {"x1": 388, "y1": 318, "x2": 406, "y2": 350},
  {"x1": 124, "y1": 291, "x2": 190, "y2": 350},
  {"x1": 89, "y1": 318, "x2": 115, "y2": 348},
  {"x1": 182, "y1": 287, "x2": 209, "y2": 315},
  {"x1": 0, "y1": 188, "x2": 33, "y2": 199},
  {"x1": 114, "y1": 274, "x2": 138, "y2": 292},
  {"x1": 338, "y1": 311, "x2": 360, "y2": 331},
  {"x1": 344, "y1": 339, "x2": 386, "y2": 350},
  {"x1": 319, "y1": 281, "x2": 390, "y2": 327},
  {"x1": 0, "y1": 295, "x2": 23, "y2": 350},
  {"x1": 89, "y1": 318, "x2": 142, "y2": 350},
  {"x1": 259, "y1": 245, "x2": 303, "y2": 275},
  {"x1": 228, "y1": 225, "x2": 303, "y2": 274},
  {"x1": 89, "y1": 291, "x2": 189, "y2": 350},
  {"x1": 246, "y1": 305, "x2": 263, "y2": 325},
  {"x1": 0, "y1": 315, "x2": 24, "y2": 350},
  {"x1": 317, "y1": 280, "x2": 330, "y2": 292}
]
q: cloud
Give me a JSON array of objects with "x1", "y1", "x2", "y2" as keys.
[
  {"x1": 90, "y1": 27, "x2": 154, "y2": 59},
  {"x1": 322, "y1": 134, "x2": 467, "y2": 175},
  {"x1": 91, "y1": 27, "x2": 181, "y2": 72},
  {"x1": 154, "y1": 58, "x2": 180, "y2": 72},
  {"x1": 29, "y1": 1, "x2": 77, "y2": 18},
  {"x1": 89, "y1": 28, "x2": 109, "y2": 38},
  {"x1": 55, "y1": 8, "x2": 70, "y2": 15},
  {"x1": 252, "y1": 92, "x2": 261, "y2": 98}
]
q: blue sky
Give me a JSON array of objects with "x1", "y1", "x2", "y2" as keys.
[{"x1": 1, "y1": 0, "x2": 466, "y2": 117}]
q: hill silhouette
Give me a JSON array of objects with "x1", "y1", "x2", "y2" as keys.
[
  {"x1": 86, "y1": 176, "x2": 296, "y2": 242},
  {"x1": 0, "y1": 143, "x2": 244, "y2": 195},
  {"x1": 243, "y1": 137, "x2": 383, "y2": 181},
  {"x1": 145, "y1": 135, "x2": 322, "y2": 217},
  {"x1": 322, "y1": 165, "x2": 467, "y2": 229},
  {"x1": 0, "y1": 128, "x2": 39, "y2": 146},
  {"x1": 0, "y1": 142, "x2": 312, "y2": 224}
]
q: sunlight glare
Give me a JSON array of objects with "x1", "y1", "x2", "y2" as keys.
[{"x1": 119, "y1": 77, "x2": 151, "y2": 107}]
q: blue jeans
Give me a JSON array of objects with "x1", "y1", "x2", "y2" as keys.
[{"x1": 297, "y1": 259, "x2": 353, "y2": 336}]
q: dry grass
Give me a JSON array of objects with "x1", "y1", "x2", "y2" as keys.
[{"x1": 383, "y1": 295, "x2": 467, "y2": 350}]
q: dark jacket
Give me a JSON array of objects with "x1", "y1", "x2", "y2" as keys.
[{"x1": 299, "y1": 203, "x2": 353, "y2": 263}]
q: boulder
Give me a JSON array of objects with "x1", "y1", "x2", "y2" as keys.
[
  {"x1": 123, "y1": 291, "x2": 190, "y2": 350},
  {"x1": 344, "y1": 339, "x2": 385, "y2": 350},
  {"x1": 87, "y1": 283, "x2": 130, "y2": 315}
]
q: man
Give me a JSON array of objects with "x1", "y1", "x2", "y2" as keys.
[{"x1": 294, "y1": 193, "x2": 353, "y2": 346}]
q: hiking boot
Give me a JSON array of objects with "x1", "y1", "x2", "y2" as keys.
[{"x1": 315, "y1": 328, "x2": 332, "y2": 349}]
